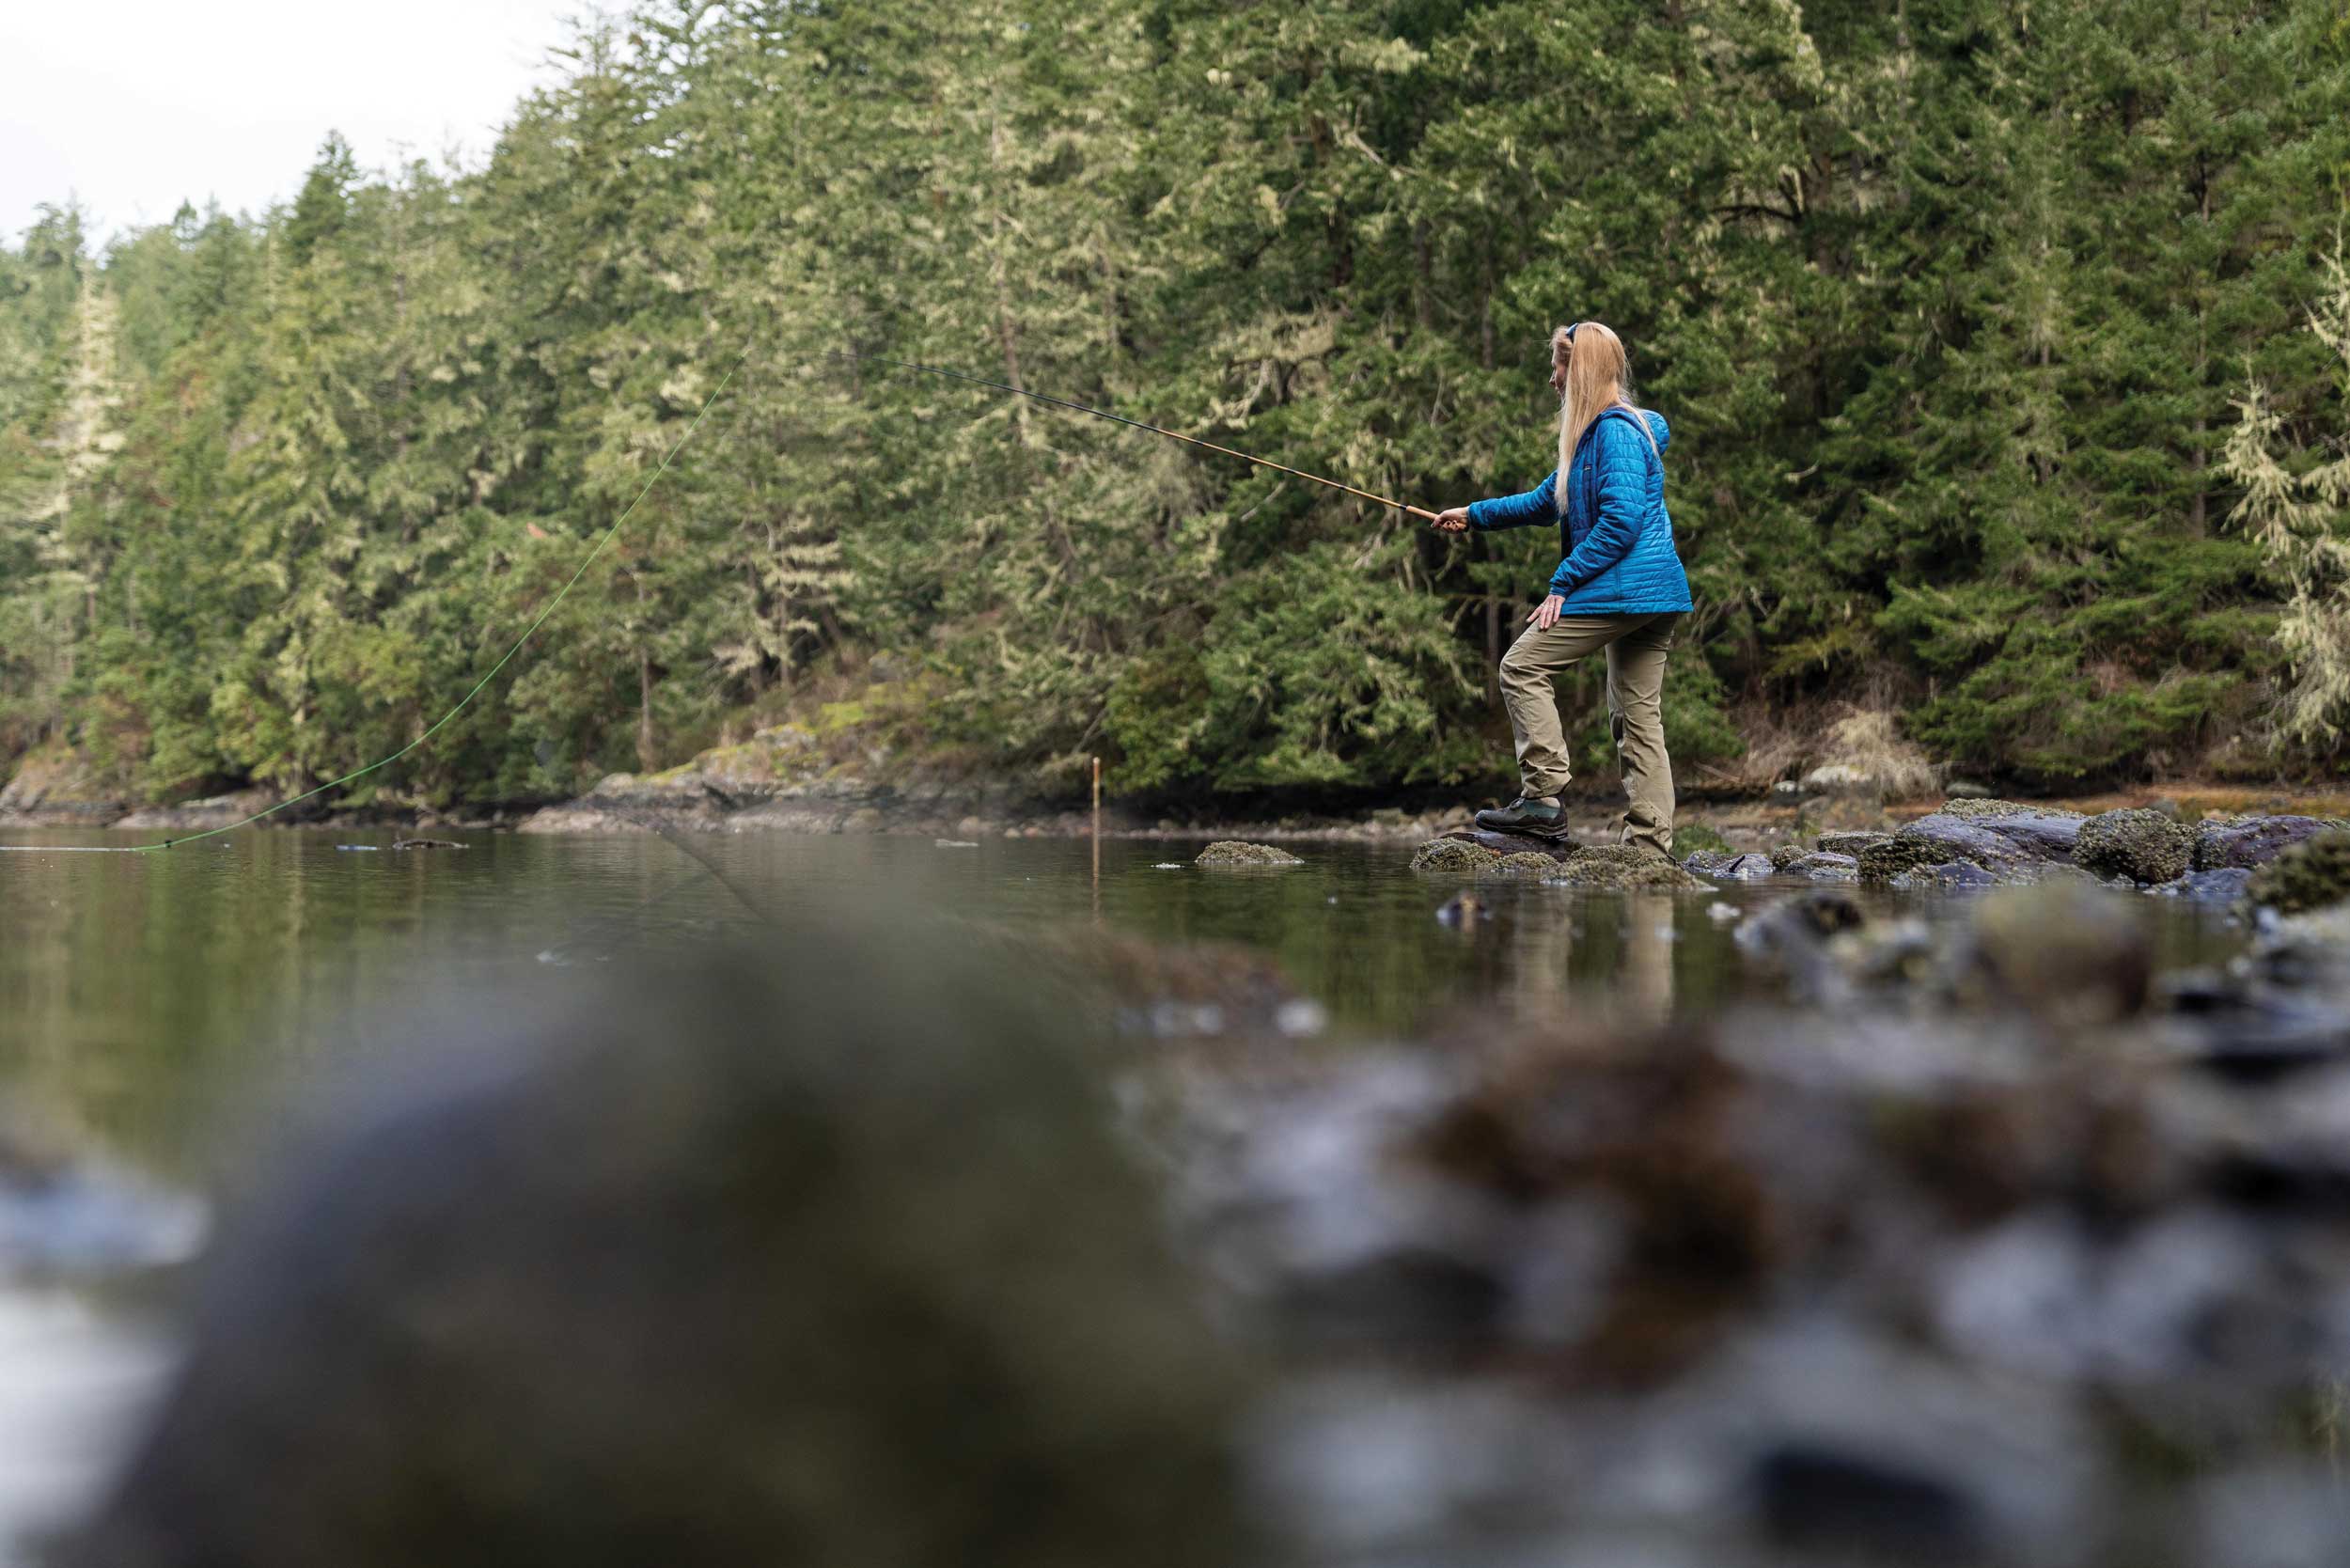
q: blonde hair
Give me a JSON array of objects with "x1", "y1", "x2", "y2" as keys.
[{"x1": 1553, "y1": 321, "x2": 1648, "y2": 514}]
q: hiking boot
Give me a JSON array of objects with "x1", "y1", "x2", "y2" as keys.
[{"x1": 1474, "y1": 796, "x2": 1569, "y2": 839}]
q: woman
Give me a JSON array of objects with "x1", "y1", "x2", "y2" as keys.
[{"x1": 1431, "y1": 321, "x2": 1691, "y2": 853}]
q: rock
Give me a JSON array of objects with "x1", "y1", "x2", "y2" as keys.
[
  {"x1": 1888, "y1": 861, "x2": 1999, "y2": 890},
  {"x1": 390, "y1": 838, "x2": 466, "y2": 852},
  {"x1": 2148, "y1": 867, "x2": 2254, "y2": 904},
  {"x1": 1687, "y1": 849, "x2": 1776, "y2": 880},
  {"x1": 1786, "y1": 852, "x2": 1860, "y2": 882},
  {"x1": 1195, "y1": 841, "x2": 1303, "y2": 867},
  {"x1": 1439, "y1": 828, "x2": 1581, "y2": 861},
  {"x1": 1858, "y1": 806, "x2": 2091, "y2": 886},
  {"x1": 1546, "y1": 846, "x2": 1705, "y2": 890},
  {"x1": 1484, "y1": 852, "x2": 1563, "y2": 878},
  {"x1": 1954, "y1": 885, "x2": 2154, "y2": 1023},
  {"x1": 2242, "y1": 831, "x2": 2350, "y2": 916},
  {"x1": 1816, "y1": 831, "x2": 1893, "y2": 859},
  {"x1": 2194, "y1": 815, "x2": 2342, "y2": 872},
  {"x1": 840, "y1": 807, "x2": 884, "y2": 835},
  {"x1": 1860, "y1": 816, "x2": 2044, "y2": 884},
  {"x1": 75, "y1": 938, "x2": 1249, "y2": 1568},
  {"x1": 1768, "y1": 842, "x2": 1809, "y2": 872},
  {"x1": 1734, "y1": 889, "x2": 1872, "y2": 998},
  {"x1": 1411, "y1": 838, "x2": 1501, "y2": 874},
  {"x1": 2073, "y1": 808, "x2": 2194, "y2": 885},
  {"x1": 1936, "y1": 797, "x2": 2076, "y2": 821}
]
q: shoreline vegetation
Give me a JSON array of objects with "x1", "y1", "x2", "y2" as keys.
[{"x1": 6, "y1": 4, "x2": 2350, "y2": 823}]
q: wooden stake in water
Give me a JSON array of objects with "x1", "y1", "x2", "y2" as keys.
[{"x1": 1090, "y1": 757, "x2": 1103, "y2": 913}]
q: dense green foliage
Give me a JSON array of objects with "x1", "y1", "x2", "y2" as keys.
[{"x1": 4, "y1": 0, "x2": 2347, "y2": 809}]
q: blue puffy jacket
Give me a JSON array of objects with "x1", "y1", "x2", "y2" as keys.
[{"x1": 1466, "y1": 405, "x2": 1693, "y2": 616}]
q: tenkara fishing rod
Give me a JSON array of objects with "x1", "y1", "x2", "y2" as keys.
[
  {"x1": 0, "y1": 344, "x2": 1435, "y2": 856},
  {"x1": 826, "y1": 350, "x2": 1441, "y2": 523}
]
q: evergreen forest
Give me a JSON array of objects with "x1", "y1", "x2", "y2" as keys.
[{"x1": 5, "y1": 0, "x2": 2350, "y2": 813}]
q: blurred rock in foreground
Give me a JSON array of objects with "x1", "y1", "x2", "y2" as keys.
[{"x1": 69, "y1": 932, "x2": 1248, "y2": 1568}]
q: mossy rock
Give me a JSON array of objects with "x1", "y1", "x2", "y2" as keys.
[
  {"x1": 1857, "y1": 835, "x2": 1959, "y2": 884},
  {"x1": 2242, "y1": 831, "x2": 2350, "y2": 917},
  {"x1": 1959, "y1": 885, "x2": 2153, "y2": 1022},
  {"x1": 1816, "y1": 831, "x2": 1892, "y2": 858},
  {"x1": 1767, "y1": 842, "x2": 1809, "y2": 872},
  {"x1": 1410, "y1": 838, "x2": 1503, "y2": 874},
  {"x1": 1483, "y1": 852, "x2": 1565, "y2": 878},
  {"x1": 2073, "y1": 808, "x2": 2193, "y2": 885},
  {"x1": 2192, "y1": 815, "x2": 2343, "y2": 872},
  {"x1": 1195, "y1": 841, "x2": 1303, "y2": 867},
  {"x1": 1936, "y1": 798, "x2": 2077, "y2": 821},
  {"x1": 1548, "y1": 845, "x2": 1704, "y2": 889}
]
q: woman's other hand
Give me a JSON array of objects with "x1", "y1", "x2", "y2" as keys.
[
  {"x1": 1527, "y1": 593, "x2": 1565, "y2": 630},
  {"x1": 1430, "y1": 508, "x2": 1470, "y2": 533}
]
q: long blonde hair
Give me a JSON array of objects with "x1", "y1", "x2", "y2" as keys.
[{"x1": 1554, "y1": 321, "x2": 1646, "y2": 514}]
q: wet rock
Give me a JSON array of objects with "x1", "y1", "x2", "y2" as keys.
[
  {"x1": 1954, "y1": 885, "x2": 2154, "y2": 1024},
  {"x1": 1935, "y1": 798, "x2": 2077, "y2": 822},
  {"x1": 2241, "y1": 831, "x2": 2350, "y2": 916},
  {"x1": 2074, "y1": 808, "x2": 2194, "y2": 885},
  {"x1": 75, "y1": 936, "x2": 1249, "y2": 1568},
  {"x1": 1053, "y1": 930, "x2": 1316, "y2": 1042},
  {"x1": 2193, "y1": 815, "x2": 2343, "y2": 872},
  {"x1": 1687, "y1": 850, "x2": 1776, "y2": 881},
  {"x1": 1411, "y1": 838, "x2": 1502, "y2": 874},
  {"x1": 1438, "y1": 828, "x2": 1579, "y2": 861},
  {"x1": 1767, "y1": 843, "x2": 1808, "y2": 872},
  {"x1": 1787, "y1": 852, "x2": 1859, "y2": 882},
  {"x1": 1816, "y1": 830, "x2": 1892, "y2": 858},
  {"x1": 2149, "y1": 867, "x2": 2254, "y2": 904},
  {"x1": 1549, "y1": 846, "x2": 1706, "y2": 890},
  {"x1": 1859, "y1": 814, "x2": 2060, "y2": 885},
  {"x1": 1195, "y1": 840, "x2": 1303, "y2": 867},
  {"x1": 2156, "y1": 969, "x2": 2350, "y2": 1082},
  {"x1": 1888, "y1": 861, "x2": 1999, "y2": 890},
  {"x1": 1483, "y1": 852, "x2": 1562, "y2": 878},
  {"x1": 1734, "y1": 890, "x2": 1872, "y2": 1001}
]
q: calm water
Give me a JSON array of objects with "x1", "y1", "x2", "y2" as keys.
[
  {"x1": 0, "y1": 823, "x2": 2250, "y2": 1560},
  {"x1": 0, "y1": 824, "x2": 2245, "y2": 1179}
]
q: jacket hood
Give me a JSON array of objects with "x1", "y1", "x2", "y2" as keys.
[
  {"x1": 1576, "y1": 405, "x2": 1668, "y2": 455},
  {"x1": 1605, "y1": 405, "x2": 1668, "y2": 452}
]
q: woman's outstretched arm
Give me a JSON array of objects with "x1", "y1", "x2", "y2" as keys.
[
  {"x1": 1430, "y1": 471, "x2": 1558, "y2": 534},
  {"x1": 1467, "y1": 471, "x2": 1557, "y2": 530}
]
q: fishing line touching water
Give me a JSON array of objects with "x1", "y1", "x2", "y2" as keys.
[{"x1": 2, "y1": 346, "x2": 1428, "y2": 855}]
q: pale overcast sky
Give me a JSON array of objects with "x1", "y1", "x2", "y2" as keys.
[{"x1": 2, "y1": 1, "x2": 596, "y2": 248}]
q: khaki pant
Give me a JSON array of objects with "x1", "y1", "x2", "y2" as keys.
[{"x1": 1497, "y1": 611, "x2": 1680, "y2": 855}]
